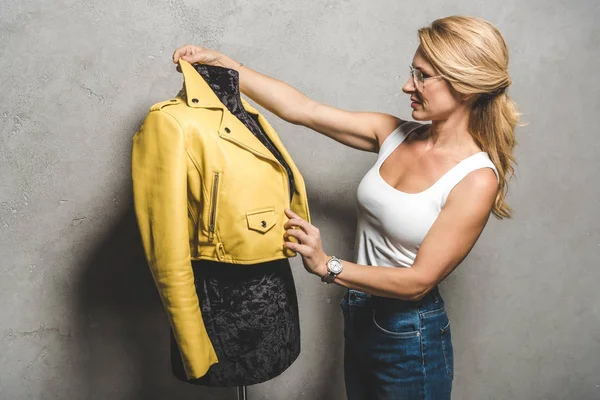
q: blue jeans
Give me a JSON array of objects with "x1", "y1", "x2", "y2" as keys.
[{"x1": 340, "y1": 287, "x2": 453, "y2": 400}]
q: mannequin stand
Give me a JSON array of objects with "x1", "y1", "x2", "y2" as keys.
[{"x1": 237, "y1": 386, "x2": 247, "y2": 400}]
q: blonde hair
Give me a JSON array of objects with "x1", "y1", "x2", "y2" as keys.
[{"x1": 418, "y1": 16, "x2": 519, "y2": 219}]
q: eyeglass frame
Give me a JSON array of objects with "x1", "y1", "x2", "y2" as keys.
[{"x1": 409, "y1": 65, "x2": 446, "y2": 92}]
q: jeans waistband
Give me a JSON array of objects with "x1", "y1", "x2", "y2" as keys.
[{"x1": 345, "y1": 286, "x2": 443, "y2": 313}]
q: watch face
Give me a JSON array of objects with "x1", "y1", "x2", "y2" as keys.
[{"x1": 328, "y1": 258, "x2": 343, "y2": 274}]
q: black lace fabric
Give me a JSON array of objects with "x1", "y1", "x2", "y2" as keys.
[
  {"x1": 192, "y1": 63, "x2": 295, "y2": 201},
  {"x1": 171, "y1": 259, "x2": 301, "y2": 386}
]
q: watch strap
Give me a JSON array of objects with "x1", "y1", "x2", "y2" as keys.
[{"x1": 321, "y1": 271, "x2": 336, "y2": 284}]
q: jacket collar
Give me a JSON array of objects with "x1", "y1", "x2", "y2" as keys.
[
  {"x1": 178, "y1": 59, "x2": 259, "y2": 117},
  {"x1": 178, "y1": 59, "x2": 224, "y2": 109}
]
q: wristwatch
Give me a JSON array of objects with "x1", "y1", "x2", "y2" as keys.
[{"x1": 321, "y1": 256, "x2": 343, "y2": 284}]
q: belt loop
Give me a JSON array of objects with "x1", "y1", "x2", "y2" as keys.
[{"x1": 432, "y1": 286, "x2": 441, "y2": 303}]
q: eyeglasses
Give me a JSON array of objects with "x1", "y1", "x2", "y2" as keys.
[{"x1": 409, "y1": 65, "x2": 445, "y2": 92}]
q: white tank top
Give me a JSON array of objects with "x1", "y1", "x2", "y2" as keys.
[{"x1": 354, "y1": 121, "x2": 498, "y2": 268}]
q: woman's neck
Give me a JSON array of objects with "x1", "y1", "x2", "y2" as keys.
[{"x1": 427, "y1": 110, "x2": 480, "y2": 155}]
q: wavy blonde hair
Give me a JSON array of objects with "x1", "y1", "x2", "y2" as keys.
[{"x1": 418, "y1": 16, "x2": 519, "y2": 219}]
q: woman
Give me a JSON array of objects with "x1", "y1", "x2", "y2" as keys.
[{"x1": 173, "y1": 15, "x2": 518, "y2": 399}]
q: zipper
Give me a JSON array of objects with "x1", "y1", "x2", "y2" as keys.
[{"x1": 208, "y1": 171, "x2": 220, "y2": 242}]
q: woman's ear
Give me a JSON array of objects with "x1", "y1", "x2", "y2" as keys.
[
  {"x1": 460, "y1": 93, "x2": 476, "y2": 102},
  {"x1": 460, "y1": 93, "x2": 479, "y2": 107}
]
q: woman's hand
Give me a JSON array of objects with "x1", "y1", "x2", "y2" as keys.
[
  {"x1": 172, "y1": 44, "x2": 240, "y2": 70},
  {"x1": 283, "y1": 208, "x2": 329, "y2": 277}
]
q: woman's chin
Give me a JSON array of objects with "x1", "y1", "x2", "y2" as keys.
[{"x1": 411, "y1": 110, "x2": 427, "y2": 121}]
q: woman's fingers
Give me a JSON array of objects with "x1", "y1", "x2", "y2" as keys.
[
  {"x1": 284, "y1": 208, "x2": 299, "y2": 218},
  {"x1": 181, "y1": 46, "x2": 196, "y2": 61},
  {"x1": 283, "y1": 209, "x2": 317, "y2": 234},
  {"x1": 172, "y1": 45, "x2": 203, "y2": 63},
  {"x1": 172, "y1": 45, "x2": 189, "y2": 62},
  {"x1": 283, "y1": 240, "x2": 311, "y2": 256},
  {"x1": 284, "y1": 219, "x2": 309, "y2": 234},
  {"x1": 285, "y1": 228, "x2": 311, "y2": 245}
]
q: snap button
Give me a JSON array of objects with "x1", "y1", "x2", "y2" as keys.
[
  {"x1": 349, "y1": 293, "x2": 357, "y2": 301},
  {"x1": 260, "y1": 220, "x2": 267, "y2": 228},
  {"x1": 192, "y1": 98, "x2": 199, "y2": 103},
  {"x1": 224, "y1": 127, "x2": 231, "y2": 133}
]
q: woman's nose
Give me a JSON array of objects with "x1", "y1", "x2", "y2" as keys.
[{"x1": 402, "y1": 76, "x2": 415, "y2": 94}]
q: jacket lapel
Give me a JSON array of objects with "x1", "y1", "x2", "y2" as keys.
[
  {"x1": 179, "y1": 60, "x2": 279, "y2": 162},
  {"x1": 239, "y1": 98, "x2": 293, "y2": 166}
]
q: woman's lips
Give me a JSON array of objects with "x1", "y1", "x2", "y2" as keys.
[{"x1": 410, "y1": 97, "x2": 421, "y2": 109}]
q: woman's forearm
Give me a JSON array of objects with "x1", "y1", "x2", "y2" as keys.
[
  {"x1": 320, "y1": 259, "x2": 432, "y2": 301},
  {"x1": 220, "y1": 57, "x2": 310, "y2": 124}
]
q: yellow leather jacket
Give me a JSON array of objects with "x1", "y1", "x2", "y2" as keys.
[{"x1": 131, "y1": 59, "x2": 310, "y2": 379}]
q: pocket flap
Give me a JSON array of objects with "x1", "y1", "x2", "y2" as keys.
[{"x1": 246, "y1": 208, "x2": 276, "y2": 233}]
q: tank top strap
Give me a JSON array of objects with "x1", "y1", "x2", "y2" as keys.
[
  {"x1": 438, "y1": 152, "x2": 499, "y2": 206},
  {"x1": 377, "y1": 121, "x2": 427, "y2": 162}
]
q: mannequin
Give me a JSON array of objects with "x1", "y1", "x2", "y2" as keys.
[{"x1": 169, "y1": 64, "x2": 301, "y2": 387}]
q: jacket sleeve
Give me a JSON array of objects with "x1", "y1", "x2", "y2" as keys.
[{"x1": 131, "y1": 109, "x2": 218, "y2": 379}]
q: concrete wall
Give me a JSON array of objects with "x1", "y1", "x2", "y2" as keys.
[{"x1": 1, "y1": 0, "x2": 598, "y2": 398}]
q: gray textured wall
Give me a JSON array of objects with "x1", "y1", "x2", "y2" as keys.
[{"x1": 1, "y1": 0, "x2": 599, "y2": 399}]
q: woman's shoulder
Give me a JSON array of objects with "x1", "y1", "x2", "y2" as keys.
[{"x1": 376, "y1": 118, "x2": 430, "y2": 151}]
